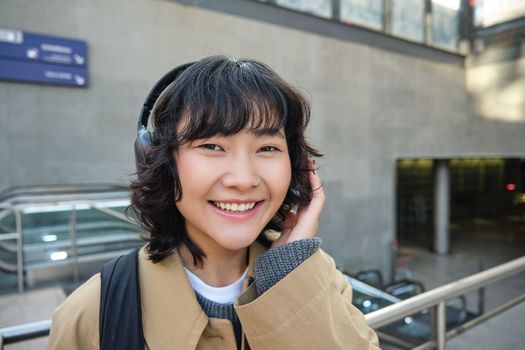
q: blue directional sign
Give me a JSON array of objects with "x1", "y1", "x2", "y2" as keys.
[{"x1": 0, "y1": 27, "x2": 88, "y2": 87}]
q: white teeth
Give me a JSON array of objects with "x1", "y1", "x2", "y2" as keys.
[{"x1": 213, "y1": 201, "x2": 257, "y2": 213}]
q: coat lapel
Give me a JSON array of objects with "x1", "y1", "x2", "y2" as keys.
[{"x1": 138, "y1": 247, "x2": 208, "y2": 350}]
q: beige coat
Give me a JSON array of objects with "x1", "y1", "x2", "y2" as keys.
[{"x1": 47, "y1": 243, "x2": 380, "y2": 349}]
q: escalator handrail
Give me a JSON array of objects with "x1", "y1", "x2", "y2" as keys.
[{"x1": 0, "y1": 184, "x2": 129, "y2": 204}]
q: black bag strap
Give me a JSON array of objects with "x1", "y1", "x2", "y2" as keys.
[{"x1": 100, "y1": 247, "x2": 144, "y2": 350}]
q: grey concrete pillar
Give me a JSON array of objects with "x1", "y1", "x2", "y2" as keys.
[{"x1": 434, "y1": 159, "x2": 450, "y2": 254}]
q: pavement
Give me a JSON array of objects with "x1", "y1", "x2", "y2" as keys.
[{"x1": 0, "y1": 287, "x2": 65, "y2": 350}]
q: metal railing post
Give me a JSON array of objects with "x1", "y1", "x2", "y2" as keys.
[
  {"x1": 15, "y1": 208, "x2": 23, "y2": 292},
  {"x1": 430, "y1": 305, "x2": 437, "y2": 345},
  {"x1": 478, "y1": 260, "x2": 485, "y2": 315},
  {"x1": 69, "y1": 207, "x2": 79, "y2": 284},
  {"x1": 436, "y1": 301, "x2": 446, "y2": 350}
]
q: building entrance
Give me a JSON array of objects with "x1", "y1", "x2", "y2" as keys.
[{"x1": 396, "y1": 158, "x2": 525, "y2": 251}]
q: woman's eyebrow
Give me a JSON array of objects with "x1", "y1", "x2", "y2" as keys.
[{"x1": 253, "y1": 128, "x2": 285, "y2": 138}]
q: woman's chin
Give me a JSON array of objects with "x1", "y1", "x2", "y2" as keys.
[{"x1": 213, "y1": 233, "x2": 259, "y2": 252}]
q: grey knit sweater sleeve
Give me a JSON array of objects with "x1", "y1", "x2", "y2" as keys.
[{"x1": 254, "y1": 237, "x2": 321, "y2": 295}]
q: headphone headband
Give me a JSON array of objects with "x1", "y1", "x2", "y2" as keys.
[
  {"x1": 134, "y1": 61, "x2": 195, "y2": 169},
  {"x1": 138, "y1": 62, "x2": 195, "y2": 130}
]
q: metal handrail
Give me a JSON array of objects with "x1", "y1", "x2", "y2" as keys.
[
  {"x1": 86, "y1": 201, "x2": 137, "y2": 225},
  {"x1": 0, "y1": 320, "x2": 51, "y2": 347},
  {"x1": 0, "y1": 204, "x2": 23, "y2": 292},
  {"x1": 412, "y1": 293, "x2": 525, "y2": 350},
  {"x1": 1, "y1": 257, "x2": 525, "y2": 348},
  {"x1": 0, "y1": 198, "x2": 136, "y2": 292},
  {"x1": 10, "y1": 198, "x2": 130, "y2": 212},
  {"x1": 0, "y1": 184, "x2": 128, "y2": 203},
  {"x1": 365, "y1": 255, "x2": 525, "y2": 349}
]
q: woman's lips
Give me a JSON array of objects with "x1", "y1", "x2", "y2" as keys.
[{"x1": 208, "y1": 200, "x2": 264, "y2": 220}]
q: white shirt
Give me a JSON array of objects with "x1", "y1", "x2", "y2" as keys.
[{"x1": 184, "y1": 267, "x2": 249, "y2": 304}]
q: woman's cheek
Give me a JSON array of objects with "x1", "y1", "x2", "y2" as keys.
[{"x1": 268, "y1": 157, "x2": 292, "y2": 201}]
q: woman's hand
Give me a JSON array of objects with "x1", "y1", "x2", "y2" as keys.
[{"x1": 271, "y1": 160, "x2": 325, "y2": 248}]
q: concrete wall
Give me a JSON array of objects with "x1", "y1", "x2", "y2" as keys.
[
  {"x1": 1, "y1": 0, "x2": 525, "y2": 278},
  {"x1": 467, "y1": 49, "x2": 525, "y2": 124}
]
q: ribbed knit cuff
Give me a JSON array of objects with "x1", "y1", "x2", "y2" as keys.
[{"x1": 254, "y1": 237, "x2": 321, "y2": 295}]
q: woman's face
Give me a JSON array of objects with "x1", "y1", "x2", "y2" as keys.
[{"x1": 174, "y1": 129, "x2": 291, "y2": 253}]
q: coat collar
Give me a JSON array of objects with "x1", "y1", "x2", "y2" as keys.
[{"x1": 138, "y1": 241, "x2": 267, "y2": 349}]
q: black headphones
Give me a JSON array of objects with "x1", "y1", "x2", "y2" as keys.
[{"x1": 134, "y1": 62, "x2": 195, "y2": 169}]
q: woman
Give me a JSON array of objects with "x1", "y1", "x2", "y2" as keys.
[{"x1": 48, "y1": 56, "x2": 380, "y2": 349}]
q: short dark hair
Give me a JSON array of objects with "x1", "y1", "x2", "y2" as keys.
[{"x1": 130, "y1": 55, "x2": 321, "y2": 265}]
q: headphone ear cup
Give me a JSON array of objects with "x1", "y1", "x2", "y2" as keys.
[{"x1": 134, "y1": 128, "x2": 153, "y2": 170}]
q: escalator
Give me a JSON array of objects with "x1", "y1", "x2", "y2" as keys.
[{"x1": 0, "y1": 184, "x2": 144, "y2": 290}]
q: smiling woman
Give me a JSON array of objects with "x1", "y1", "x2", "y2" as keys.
[
  {"x1": 47, "y1": 56, "x2": 381, "y2": 350},
  {"x1": 132, "y1": 56, "x2": 321, "y2": 266}
]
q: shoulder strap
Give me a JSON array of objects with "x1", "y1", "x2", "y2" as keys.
[{"x1": 99, "y1": 247, "x2": 144, "y2": 350}]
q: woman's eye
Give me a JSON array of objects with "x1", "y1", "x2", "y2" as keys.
[
  {"x1": 258, "y1": 146, "x2": 280, "y2": 153},
  {"x1": 200, "y1": 144, "x2": 223, "y2": 151}
]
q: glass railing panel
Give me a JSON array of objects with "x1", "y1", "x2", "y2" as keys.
[
  {"x1": 0, "y1": 209, "x2": 16, "y2": 235},
  {"x1": 22, "y1": 206, "x2": 142, "y2": 265},
  {"x1": 352, "y1": 288, "x2": 397, "y2": 313},
  {"x1": 21, "y1": 210, "x2": 72, "y2": 245}
]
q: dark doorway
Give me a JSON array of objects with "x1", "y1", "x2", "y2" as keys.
[{"x1": 396, "y1": 158, "x2": 525, "y2": 249}]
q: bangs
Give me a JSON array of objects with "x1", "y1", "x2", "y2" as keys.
[
  {"x1": 157, "y1": 57, "x2": 302, "y2": 143},
  {"x1": 179, "y1": 92, "x2": 287, "y2": 142}
]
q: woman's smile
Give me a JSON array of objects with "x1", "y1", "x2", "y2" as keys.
[{"x1": 208, "y1": 199, "x2": 265, "y2": 220}]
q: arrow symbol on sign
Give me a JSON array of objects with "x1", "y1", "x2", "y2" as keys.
[
  {"x1": 27, "y1": 47, "x2": 39, "y2": 59},
  {"x1": 74, "y1": 75, "x2": 85, "y2": 85},
  {"x1": 73, "y1": 54, "x2": 84, "y2": 65}
]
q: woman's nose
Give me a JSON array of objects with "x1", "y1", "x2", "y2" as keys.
[{"x1": 221, "y1": 156, "x2": 259, "y2": 191}]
